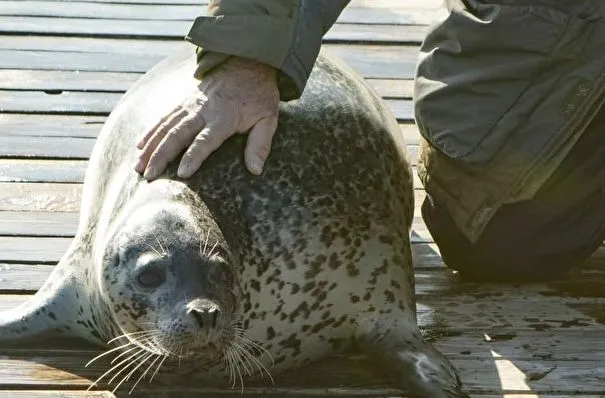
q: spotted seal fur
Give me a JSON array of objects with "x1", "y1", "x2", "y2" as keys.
[{"x1": 0, "y1": 44, "x2": 468, "y2": 397}]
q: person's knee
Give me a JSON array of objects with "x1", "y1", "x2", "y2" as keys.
[{"x1": 421, "y1": 194, "x2": 590, "y2": 282}]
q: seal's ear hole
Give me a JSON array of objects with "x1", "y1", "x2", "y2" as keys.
[{"x1": 137, "y1": 266, "x2": 166, "y2": 288}]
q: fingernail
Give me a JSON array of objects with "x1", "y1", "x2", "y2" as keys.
[
  {"x1": 249, "y1": 157, "x2": 264, "y2": 175},
  {"x1": 134, "y1": 159, "x2": 144, "y2": 173},
  {"x1": 177, "y1": 164, "x2": 190, "y2": 178},
  {"x1": 143, "y1": 166, "x2": 156, "y2": 180}
]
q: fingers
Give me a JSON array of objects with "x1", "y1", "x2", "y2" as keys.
[
  {"x1": 138, "y1": 112, "x2": 205, "y2": 180},
  {"x1": 136, "y1": 106, "x2": 182, "y2": 150},
  {"x1": 177, "y1": 118, "x2": 233, "y2": 179},
  {"x1": 244, "y1": 116, "x2": 278, "y2": 175},
  {"x1": 135, "y1": 108, "x2": 188, "y2": 175}
]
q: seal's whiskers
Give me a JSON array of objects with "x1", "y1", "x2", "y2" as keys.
[
  {"x1": 223, "y1": 347, "x2": 235, "y2": 387},
  {"x1": 107, "y1": 349, "x2": 149, "y2": 385},
  {"x1": 154, "y1": 234, "x2": 167, "y2": 256},
  {"x1": 149, "y1": 351, "x2": 169, "y2": 383},
  {"x1": 234, "y1": 328, "x2": 274, "y2": 366},
  {"x1": 129, "y1": 353, "x2": 163, "y2": 394},
  {"x1": 209, "y1": 242, "x2": 220, "y2": 260},
  {"x1": 87, "y1": 346, "x2": 146, "y2": 390},
  {"x1": 201, "y1": 229, "x2": 211, "y2": 256},
  {"x1": 229, "y1": 342, "x2": 254, "y2": 376},
  {"x1": 107, "y1": 328, "x2": 162, "y2": 344},
  {"x1": 238, "y1": 340, "x2": 274, "y2": 384},
  {"x1": 228, "y1": 345, "x2": 245, "y2": 393},
  {"x1": 112, "y1": 351, "x2": 156, "y2": 394},
  {"x1": 85, "y1": 341, "x2": 135, "y2": 367}
]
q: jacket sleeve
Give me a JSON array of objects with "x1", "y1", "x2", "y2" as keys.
[{"x1": 185, "y1": 0, "x2": 350, "y2": 101}]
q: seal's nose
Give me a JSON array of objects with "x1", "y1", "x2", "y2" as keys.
[{"x1": 186, "y1": 299, "x2": 220, "y2": 330}]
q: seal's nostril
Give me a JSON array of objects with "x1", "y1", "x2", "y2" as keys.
[
  {"x1": 209, "y1": 308, "x2": 220, "y2": 328},
  {"x1": 191, "y1": 309, "x2": 205, "y2": 328},
  {"x1": 189, "y1": 307, "x2": 220, "y2": 329}
]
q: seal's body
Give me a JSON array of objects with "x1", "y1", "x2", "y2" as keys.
[{"x1": 0, "y1": 45, "x2": 467, "y2": 397}]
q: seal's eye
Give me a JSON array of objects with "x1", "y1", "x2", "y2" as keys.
[{"x1": 136, "y1": 266, "x2": 165, "y2": 288}]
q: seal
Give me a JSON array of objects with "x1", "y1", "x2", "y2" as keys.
[{"x1": 0, "y1": 44, "x2": 468, "y2": 398}]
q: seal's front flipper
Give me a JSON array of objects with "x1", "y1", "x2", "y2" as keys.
[
  {"x1": 0, "y1": 246, "x2": 91, "y2": 345},
  {"x1": 355, "y1": 314, "x2": 469, "y2": 398}
]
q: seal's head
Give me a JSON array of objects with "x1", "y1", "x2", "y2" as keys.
[{"x1": 100, "y1": 199, "x2": 239, "y2": 364}]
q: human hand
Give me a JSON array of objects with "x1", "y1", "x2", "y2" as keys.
[{"x1": 135, "y1": 56, "x2": 279, "y2": 180}]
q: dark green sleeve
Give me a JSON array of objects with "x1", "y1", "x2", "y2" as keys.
[{"x1": 185, "y1": 0, "x2": 350, "y2": 101}]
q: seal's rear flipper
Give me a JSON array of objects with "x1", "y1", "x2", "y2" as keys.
[{"x1": 355, "y1": 314, "x2": 469, "y2": 398}]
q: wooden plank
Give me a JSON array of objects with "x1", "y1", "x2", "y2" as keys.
[
  {"x1": 0, "y1": 70, "x2": 414, "y2": 99},
  {"x1": 0, "y1": 90, "x2": 121, "y2": 114},
  {"x1": 0, "y1": 211, "x2": 79, "y2": 236},
  {"x1": 0, "y1": 160, "x2": 88, "y2": 183},
  {"x1": 0, "y1": 1, "x2": 446, "y2": 25},
  {"x1": 367, "y1": 78, "x2": 414, "y2": 99},
  {"x1": 0, "y1": 69, "x2": 141, "y2": 92},
  {"x1": 0, "y1": 263, "x2": 54, "y2": 292},
  {"x1": 0, "y1": 35, "x2": 178, "y2": 54},
  {"x1": 0, "y1": 183, "x2": 82, "y2": 212},
  {"x1": 0, "y1": 49, "x2": 161, "y2": 73},
  {"x1": 0, "y1": 136, "x2": 94, "y2": 158},
  {"x1": 0, "y1": 237, "x2": 72, "y2": 263},
  {"x1": 0, "y1": 16, "x2": 427, "y2": 43},
  {"x1": 0, "y1": 347, "x2": 603, "y2": 394},
  {"x1": 0, "y1": 45, "x2": 418, "y2": 79},
  {"x1": 0, "y1": 114, "x2": 104, "y2": 138},
  {"x1": 0, "y1": 91, "x2": 412, "y2": 121}
]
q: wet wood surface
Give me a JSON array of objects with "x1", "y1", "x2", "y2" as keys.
[{"x1": 1, "y1": 0, "x2": 604, "y2": 397}]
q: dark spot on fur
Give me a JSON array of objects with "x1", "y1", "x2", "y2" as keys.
[
  {"x1": 384, "y1": 290, "x2": 395, "y2": 303},
  {"x1": 378, "y1": 235, "x2": 394, "y2": 244},
  {"x1": 302, "y1": 281, "x2": 316, "y2": 293},
  {"x1": 346, "y1": 263, "x2": 360, "y2": 277},
  {"x1": 310, "y1": 317, "x2": 335, "y2": 334},
  {"x1": 289, "y1": 301, "x2": 311, "y2": 321},
  {"x1": 279, "y1": 333, "x2": 302, "y2": 356}
]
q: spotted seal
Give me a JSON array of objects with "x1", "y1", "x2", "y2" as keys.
[{"x1": 0, "y1": 44, "x2": 468, "y2": 397}]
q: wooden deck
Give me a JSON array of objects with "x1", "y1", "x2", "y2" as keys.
[{"x1": 1, "y1": 0, "x2": 605, "y2": 396}]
